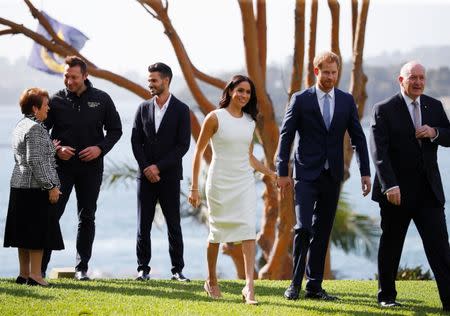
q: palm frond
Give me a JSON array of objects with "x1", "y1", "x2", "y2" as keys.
[
  {"x1": 103, "y1": 159, "x2": 138, "y2": 189},
  {"x1": 331, "y1": 193, "x2": 380, "y2": 259}
]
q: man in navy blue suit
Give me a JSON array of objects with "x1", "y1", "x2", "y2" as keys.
[
  {"x1": 277, "y1": 51, "x2": 371, "y2": 300},
  {"x1": 131, "y1": 63, "x2": 191, "y2": 282}
]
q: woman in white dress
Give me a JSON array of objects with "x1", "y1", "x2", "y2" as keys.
[{"x1": 189, "y1": 75, "x2": 276, "y2": 304}]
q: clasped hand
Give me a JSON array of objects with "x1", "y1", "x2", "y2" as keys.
[
  {"x1": 144, "y1": 164, "x2": 160, "y2": 183},
  {"x1": 54, "y1": 140, "x2": 102, "y2": 162},
  {"x1": 416, "y1": 124, "x2": 436, "y2": 139}
]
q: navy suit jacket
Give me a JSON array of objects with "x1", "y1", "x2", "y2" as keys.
[
  {"x1": 131, "y1": 95, "x2": 191, "y2": 180},
  {"x1": 277, "y1": 86, "x2": 370, "y2": 181},
  {"x1": 370, "y1": 93, "x2": 450, "y2": 206}
]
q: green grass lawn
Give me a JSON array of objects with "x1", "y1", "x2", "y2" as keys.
[{"x1": 0, "y1": 279, "x2": 448, "y2": 315}]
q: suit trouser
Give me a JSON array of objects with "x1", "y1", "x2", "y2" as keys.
[
  {"x1": 42, "y1": 159, "x2": 103, "y2": 274},
  {"x1": 136, "y1": 176, "x2": 184, "y2": 274},
  {"x1": 291, "y1": 169, "x2": 340, "y2": 292},
  {"x1": 377, "y1": 178, "x2": 450, "y2": 307}
]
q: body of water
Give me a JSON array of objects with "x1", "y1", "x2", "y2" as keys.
[{"x1": 1, "y1": 101, "x2": 450, "y2": 280}]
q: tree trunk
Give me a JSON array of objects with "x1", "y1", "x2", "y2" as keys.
[
  {"x1": 238, "y1": 0, "x2": 280, "y2": 264},
  {"x1": 256, "y1": 0, "x2": 267, "y2": 85},
  {"x1": 328, "y1": 0, "x2": 342, "y2": 86},
  {"x1": 289, "y1": 0, "x2": 306, "y2": 98},
  {"x1": 259, "y1": 180, "x2": 295, "y2": 279},
  {"x1": 305, "y1": 0, "x2": 318, "y2": 88},
  {"x1": 259, "y1": 0, "x2": 305, "y2": 279},
  {"x1": 345, "y1": 0, "x2": 370, "y2": 180}
]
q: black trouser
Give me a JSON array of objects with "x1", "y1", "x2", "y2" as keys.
[
  {"x1": 42, "y1": 159, "x2": 103, "y2": 274},
  {"x1": 291, "y1": 169, "x2": 341, "y2": 292},
  {"x1": 377, "y1": 178, "x2": 450, "y2": 307},
  {"x1": 136, "y1": 176, "x2": 184, "y2": 274}
]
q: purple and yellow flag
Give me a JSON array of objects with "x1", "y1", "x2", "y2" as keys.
[{"x1": 28, "y1": 11, "x2": 88, "y2": 75}]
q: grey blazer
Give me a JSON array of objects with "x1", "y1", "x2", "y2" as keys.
[{"x1": 10, "y1": 116, "x2": 60, "y2": 190}]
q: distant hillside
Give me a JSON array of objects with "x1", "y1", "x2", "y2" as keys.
[{"x1": 365, "y1": 45, "x2": 450, "y2": 69}]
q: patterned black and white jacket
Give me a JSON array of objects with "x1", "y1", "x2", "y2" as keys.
[{"x1": 10, "y1": 115, "x2": 60, "y2": 190}]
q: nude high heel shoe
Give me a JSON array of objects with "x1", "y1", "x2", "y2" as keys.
[
  {"x1": 204, "y1": 281, "x2": 222, "y2": 299},
  {"x1": 242, "y1": 287, "x2": 258, "y2": 305}
]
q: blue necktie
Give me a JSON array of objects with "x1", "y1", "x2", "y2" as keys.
[{"x1": 323, "y1": 93, "x2": 331, "y2": 129}]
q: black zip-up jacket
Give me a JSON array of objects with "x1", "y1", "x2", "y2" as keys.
[{"x1": 45, "y1": 79, "x2": 122, "y2": 159}]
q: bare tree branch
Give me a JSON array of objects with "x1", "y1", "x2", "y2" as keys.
[
  {"x1": 0, "y1": 28, "x2": 15, "y2": 36},
  {"x1": 137, "y1": 0, "x2": 159, "y2": 19},
  {"x1": 191, "y1": 64, "x2": 227, "y2": 89},
  {"x1": 139, "y1": 0, "x2": 217, "y2": 115},
  {"x1": 0, "y1": 16, "x2": 148, "y2": 99}
]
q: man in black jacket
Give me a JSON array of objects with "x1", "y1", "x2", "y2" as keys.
[
  {"x1": 131, "y1": 62, "x2": 191, "y2": 282},
  {"x1": 43, "y1": 56, "x2": 122, "y2": 280},
  {"x1": 370, "y1": 61, "x2": 450, "y2": 311}
]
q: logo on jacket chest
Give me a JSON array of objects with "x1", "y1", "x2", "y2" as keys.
[{"x1": 88, "y1": 101, "x2": 100, "y2": 108}]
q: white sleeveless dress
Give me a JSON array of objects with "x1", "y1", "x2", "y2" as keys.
[{"x1": 205, "y1": 108, "x2": 256, "y2": 243}]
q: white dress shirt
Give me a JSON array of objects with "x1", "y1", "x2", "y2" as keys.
[{"x1": 154, "y1": 94, "x2": 172, "y2": 132}]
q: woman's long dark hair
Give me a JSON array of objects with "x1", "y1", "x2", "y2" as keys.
[{"x1": 219, "y1": 75, "x2": 258, "y2": 121}]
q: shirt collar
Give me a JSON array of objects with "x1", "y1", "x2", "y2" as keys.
[
  {"x1": 155, "y1": 93, "x2": 172, "y2": 111},
  {"x1": 401, "y1": 90, "x2": 421, "y2": 107},
  {"x1": 316, "y1": 85, "x2": 335, "y2": 100}
]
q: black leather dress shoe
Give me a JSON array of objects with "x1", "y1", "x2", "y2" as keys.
[
  {"x1": 284, "y1": 284, "x2": 301, "y2": 300},
  {"x1": 379, "y1": 300, "x2": 402, "y2": 307},
  {"x1": 74, "y1": 271, "x2": 90, "y2": 281},
  {"x1": 171, "y1": 272, "x2": 190, "y2": 282},
  {"x1": 135, "y1": 270, "x2": 150, "y2": 281},
  {"x1": 26, "y1": 277, "x2": 50, "y2": 287},
  {"x1": 305, "y1": 289, "x2": 339, "y2": 301},
  {"x1": 15, "y1": 276, "x2": 27, "y2": 285}
]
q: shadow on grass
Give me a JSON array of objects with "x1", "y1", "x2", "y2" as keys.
[
  {"x1": 1, "y1": 279, "x2": 445, "y2": 315},
  {"x1": 0, "y1": 280, "x2": 54, "y2": 300}
]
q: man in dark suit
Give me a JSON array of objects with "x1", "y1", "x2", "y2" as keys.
[
  {"x1": 370, "y1": 61, "x2": 450, "y2": 311},
  {"x1": 277, "y1": 51, "x2": 371, "y2": 300},
  {"x1": 131, "y1": 62, "x2": 191, "y2": 282}
]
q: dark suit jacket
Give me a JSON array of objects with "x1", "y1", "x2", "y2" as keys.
[
  {"x1": 131, "y1": 95, "x2": 191, "y2": 180},
  {"x1": 370, "y1": 93, "x2": 450, "y2": 206},
  {"x1": 277, "y1": 86, "x2": 370, "y2": 181}
]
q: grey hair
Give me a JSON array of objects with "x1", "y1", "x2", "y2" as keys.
[{"x1": 399, "y1": 61, "x2": 426, "y2": 78}]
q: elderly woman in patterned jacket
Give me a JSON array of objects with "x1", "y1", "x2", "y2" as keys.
[{"x1": 3, "y1": 88, "x2": 64, "y2": 287}]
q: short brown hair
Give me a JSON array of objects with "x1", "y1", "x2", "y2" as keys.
[
  {"x1": 313, "y1": 51, "x2": 340, "y2": 69},
  {"x1": 65, "y1": 55, "x2": 87, "y2": 74},
  {"x1": 19, "y1": 88, "x2": 49, "y2": 115}
]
